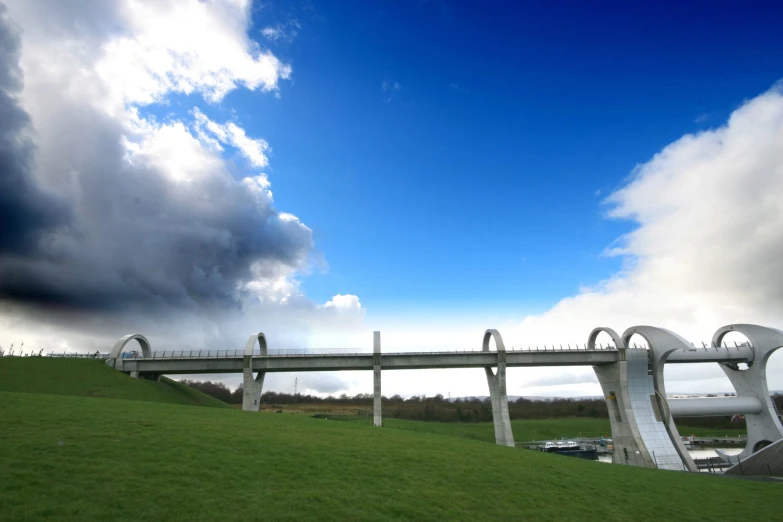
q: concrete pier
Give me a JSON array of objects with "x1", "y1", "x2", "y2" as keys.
[
  {"x1": 483, "y1": 330, "x2": 514, "y2": 447},
  {"x1": 712, "y1": 325, "x2": 783, "y2": 463},
  {"x1": 373, "y1": 331, "x2": 382, "y2": 427},
  {"x1": 242, "y1": 333, "x2": 267, "y2": 412},
  {"x1": 592, "y1": 348, "x2": 658, "y2": 465},
  {"x1": 622, "y1": 326, "x2": 698, "y2": 471}
]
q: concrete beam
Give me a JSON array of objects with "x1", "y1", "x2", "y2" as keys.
[{"x1": 667, "y1": 345, "x2": 754, "y2": 363}]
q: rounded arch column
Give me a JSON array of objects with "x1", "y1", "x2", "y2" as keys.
[
  {"x1": 242, "y1": 333, "x2": 268, "y2": 412},
  {"x1": 482, "y1": 329, "x2": 514, "y2": 447},
  {"x1": 620, "y1": 325, "x2": 697, "y2": 471},
  {"x1": 712, "y1": 324, "x2": 783, "y2": 463},
  {"x1": 106, "y1": 334, "x2": 152, "y2": 374}
]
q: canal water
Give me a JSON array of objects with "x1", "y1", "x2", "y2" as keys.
[{"x1": 597, "y1": 447, "x2": 742, "y2": 465}]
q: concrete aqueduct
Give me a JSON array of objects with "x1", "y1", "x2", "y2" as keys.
[{"x1": 106, "y1": 323, "x2": 783, "y2": 472}]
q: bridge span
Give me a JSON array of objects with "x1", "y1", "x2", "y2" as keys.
[
  {"x1": 112, "y1": 344, "x2": 752, "y2": 375},
  {"x1": 105, "y1": 323, "x2": 783, "y2": 474}
]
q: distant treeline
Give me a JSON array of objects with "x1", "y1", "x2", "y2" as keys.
[{"x1": 179, "y1": 379, "x2": 783, "y2": 428}]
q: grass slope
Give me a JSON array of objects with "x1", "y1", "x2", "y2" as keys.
[
  {"x1": 1, "y1": 392, "x2": 778, "y2": 522},
  {"x1": 382, "y1": 418, "x2": 746, "y2": 443},
  {"x1": 0, "y1": 358, "x2": 227, "y2": 408}
]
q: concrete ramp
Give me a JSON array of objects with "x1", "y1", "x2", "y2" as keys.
[{"x1": 724, "y1": 439, "x2": 783, "y2": 477}]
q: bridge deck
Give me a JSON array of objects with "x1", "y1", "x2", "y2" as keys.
[{"x1": 113, "y1": 345, "x2": 753, "y2": 375}]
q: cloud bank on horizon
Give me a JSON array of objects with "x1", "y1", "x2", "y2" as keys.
[{"x1": 1, "y1": 0, "x2": 782, "y2": 398}]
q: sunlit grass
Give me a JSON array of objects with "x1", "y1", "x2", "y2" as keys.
[
  {"x1": 0, "y1": 392, "x2": 777, "y2": 521},
  {"x1": 0, "y1": 358, "x2": 228, "y2": 408}
]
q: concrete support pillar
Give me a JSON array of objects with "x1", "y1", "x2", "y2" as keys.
[
  {"x1": 373, "y1": 331, "x2": 382, "y2": 427},
  {"x1": 483, "y1": 329, "x2": 514, "y2": 447},
  {"x1": 130, "y1": 371, "x2": 139, "y2": 379},
  {"x1": 242, "y1": 333, "x2": 268, "y2": 412},
  {"x1": 622, "y1": 326, "x2": 698, "y2": 472},
  {"x1": 712, "y1": 324, "x2": 783, "y2": 463},
  {"x1": 590, "y1": 327, "x2": 656, "y2": 468}
]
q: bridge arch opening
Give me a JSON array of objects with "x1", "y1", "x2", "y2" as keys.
[
  {"x1": 768, "y1": 348, "x2": 783, "y2": 419},
  {"x1": 244, "y1": 332, "x2": 268, "y2": 357},
  {"x1": 109, "y1": 334, "x2": 152, "y2": 360},
  {"x1": 717, "y1": 331, "x2": 753, "y2": 371},
  {"x1": 591, "y1": 331, "x2": 619, "y2": 350},
  {"x1": 624, "y1": 333, "x2": 649, "y2": 349},
  {"x1": 482, "y1": 329, "x2": 505, "y2": 378}
]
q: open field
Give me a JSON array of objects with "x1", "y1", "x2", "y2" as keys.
[
  {"x1": 1, "y1": 389, "x2": 778, "y2": 521},
  {"x1": 0, "y1": 358, "x2": 228, "y2": 408},
  {"x1": 311, "y1": 414, "x2": 747, "y2": 442}
]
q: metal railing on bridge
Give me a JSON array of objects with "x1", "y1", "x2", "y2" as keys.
[
  {"x1": 40, "y1": 341, "x2": 748, "y2": 361},
  {"x1": 46, "y1": 353, "x2": 109, "y2": 359},
  {"x1": 106, "y1": 343, "x2": 621, "y2": 361}
]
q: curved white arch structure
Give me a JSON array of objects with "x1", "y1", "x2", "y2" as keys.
[
  {"x1": 711, "y1": 324, "x2": 783, "y2": 463},
  {"x1": 482, "y1": 329, "x2": 514, "y2": 447},
  {"x1": 620, "y1": 326, "x2": 698, "y2": 471},
  {"x1": 242, "y1": 333, "x2": 268, "y2": 412},
  {"x1": 589, "y1": 327, "x2": 664, "y2": 468},
  {"x1": 587, "y1": 327, "x2": 625, "y2": 355},
  {"x1": 106, "y1": 334, "x2": 152, "y2": 376}
]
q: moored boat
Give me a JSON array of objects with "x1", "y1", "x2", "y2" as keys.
[{"x1": 537, "y1": 440, "x2": 598, "y2": 460}]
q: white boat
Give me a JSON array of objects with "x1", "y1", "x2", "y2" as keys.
[
  {"x1": 538, "y1": 441, "x2": 559, "y2": 452},
  {"x1": 681, "y1": 435, "x2": 698, "y2": 446}
]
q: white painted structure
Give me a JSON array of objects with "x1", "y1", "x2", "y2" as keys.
[{"x1": 105, "y1": 323, "x2": 783, "y2": 472}]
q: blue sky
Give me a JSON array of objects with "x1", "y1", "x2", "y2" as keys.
[
  {"x1": 4, "y1": 0, "x2": 783, "y2": 395},
  {"x1": 166, "y1": 0, "x2": 783, "y2": 320}
]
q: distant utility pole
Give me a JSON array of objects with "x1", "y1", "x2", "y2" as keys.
[{"x1": 294, "y1": 377, "x2": 298, "y2": 396}]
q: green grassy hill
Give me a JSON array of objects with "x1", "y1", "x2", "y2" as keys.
[
  {"x1": 1, "y1": 390, "x2": 779, "y2": 521},
  {"x1": 382, "y1": 417, "x2": 746, "y2": 443},
  {"x1": 0, "y1": 358, "x2": 227, "y2": 408}
]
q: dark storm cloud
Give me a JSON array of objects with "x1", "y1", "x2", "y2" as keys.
[
  {"x1": 0, "y1": 6, "x2": 68, "y2": 254},
  {"x1": 0, "y1": 5, "x2": 313, "y2": 316}
]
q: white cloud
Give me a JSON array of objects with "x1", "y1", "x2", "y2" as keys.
[
  {"x1": 260, "y1": 20, "x2": 300, "y2": 42},
  {"x1": 321, "y1": 294, "x2": 363, "y2": 312},
  {"x1": 0, "y1": 0, "x2": 364, "y2": 392},
  {"x1": 96, "y1": 0, "x2": 291, "y2": 110},
  {"x1": 193, "y1": 108, "x2": 270, "y2": 168}
]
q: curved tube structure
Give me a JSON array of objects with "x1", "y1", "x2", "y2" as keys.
[
  {"x1": 669, "y1": 397, "x2": 763, "y2": 417},
  {"x1": 242, "y1": 333, "x2": 268, "y2": 412},
  {"x1": 483, "y1": 329, "x2": 514, "y2": 447}
]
